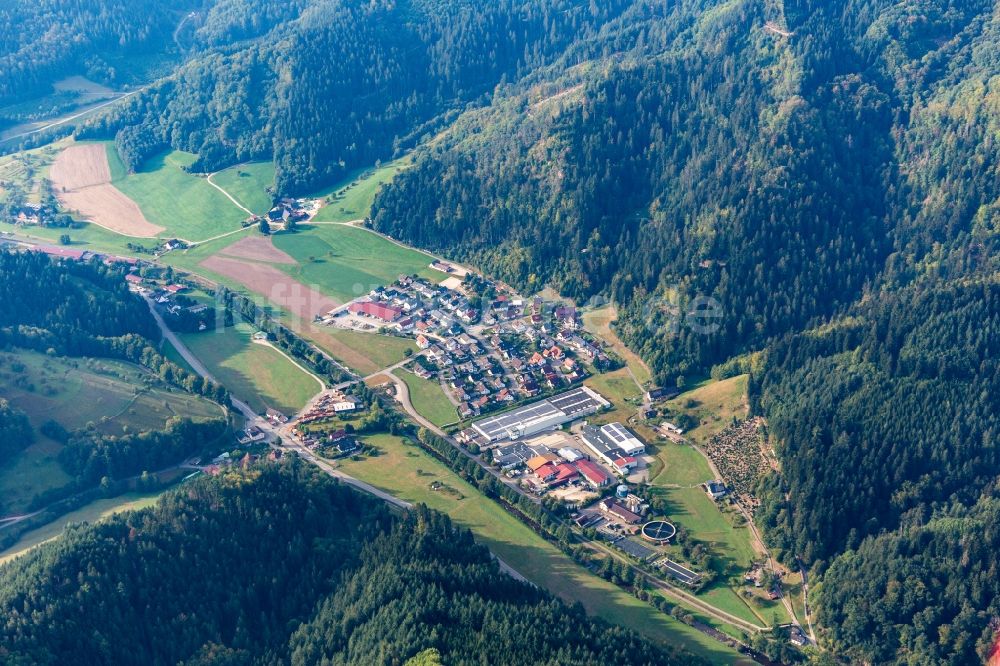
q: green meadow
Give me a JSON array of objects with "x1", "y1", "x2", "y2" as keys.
[
  {"x1": 303, "y1": 326, "x2": 417, "y2": 375},
  {"x1": 273, "y1": 223, "x2": 439, "y2": 302},
  {"x1": 106, "y1": 144, "x2": 249, "y2": 242},
  {"x1": 0, "y1": 350, "x2": 222, "y2": 513},
  {"x1": 311, "y1": 159, "x2": 410, "y2": 222},
  {"x1": 394, "y1": 369, "x2": 457, "y2": 427},
  {"x1": 210, "y1": 161, "x2": 276, "y2": 215},
  {"x1": 179, "y1": 322, "x2": 319, "y2": 415}
]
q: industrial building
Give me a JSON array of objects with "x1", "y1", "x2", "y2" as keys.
[
  {"x1": 580, "y1": 422, "x2": 646, "y2": 466},
  {"x1": 471, "y1": 386, "x2": 609, "y2": 443}
]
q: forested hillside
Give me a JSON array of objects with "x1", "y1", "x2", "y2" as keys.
[
  {"x1": 372, "y1": 0, "x2": 999, "y2": 382},
  {"x1": 749, "y1": 277, "x2": 1000, "y2": 663},
  {"x1": 818, "y1": 493, "x2": 1000, "y2": 665},
  {"x1": 80, "y1": 0, "x2": 637, "y2": 192},
  {"x1": 0, "y1": 462, "x2": 700, "y2": 666},
  {"x1": 0, "y1": 250, "x2": 156, "y2": 343},
  {"x1": 0, "y1": 0, "x2": 200, "y2": 104}
]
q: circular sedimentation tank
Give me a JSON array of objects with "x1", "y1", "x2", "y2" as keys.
[{"x1": 641, "y1": 520, "x2": 677, "y2": 543}]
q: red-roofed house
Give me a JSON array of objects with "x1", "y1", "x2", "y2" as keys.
[
  {"x1": 543, "y1": 345, "x2": 563, "y2": 359},
  {"x1": 575, "y1": 459, "x2": 611, "y2": 488}
]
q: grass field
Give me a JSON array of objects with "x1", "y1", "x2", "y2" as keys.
[
  {"x1": 0, "y1": 437, "x2": 71, "y2": 516},
  {"x1": 652, "y1": 440, "x2": 716, "y2": 487},
  {"x1": 312, "y1": 159, "x2": 410, "y2": 222},
  {"x1": 304, "y1": 326, "x2": 417, "y2": 375},
  {"x1": 210, "y1": 162, "x2": 275, "y2": 215},
  {"x1": 273, "y1": 223, "x2": 440, "y2": 302},
  {"x1": 663, "y1": 375, "x2": 749, "y2": 447},
  {"x1": 106, "y1": 144, "x2": 248, "y2": 241},
  {"x1": 0, "y1": 349, "x2": 223, "y2": 513},
  {"x1": 585, "y1": 368, "x2": 643, "y2": 419},
  {"x1": 338, "y1": 434, "x2": 746, "y2": 663},
  {"x1": 394, "y1": 369, "x2": 457, "y2": 427},
  {"x1": 1, "y1": 214, "x2": 146, "y2": 257},
  {"x1": 179, "y1": 322, "x2": 318, "y2": 415},
  {"x1": 0, "y1": 350, "x2": 223, "y2": 435},
  {"x1": 582, "y1": 304, "x2": 652, "y2": 386},
  {"x1": 0, "y1": 490, "x2": 165, "y2": 566},
  {"x1": 162, "y1": 338, "x2": 199, "y2": 376}
]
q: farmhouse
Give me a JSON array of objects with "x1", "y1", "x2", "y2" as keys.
[
  {"x1": 660, "y1": 421, "x2": 684, "y2": 435},
  {"x1": 645, "y1": 386, "x2": 679, "y2": 403},
  {"x1": 470, "y1": 386, "x2": 609, "y2": 443},
  {"x1": 236, "y1": 426, "x2": 267, "y2": 445},
  {"x1": 705, "y1": 480, "x2": 727, "y2": 500},
  {"x1": 266, "y1": 408, "x2": 288, "y2": 424}
]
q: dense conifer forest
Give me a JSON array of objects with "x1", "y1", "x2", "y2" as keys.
[{"x1": 0, "y1": 462, "x2": 700, "y2": 666}]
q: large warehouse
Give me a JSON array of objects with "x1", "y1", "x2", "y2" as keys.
[{"x1": 471, "y1": 386, "x2": 609, "y2": 443}]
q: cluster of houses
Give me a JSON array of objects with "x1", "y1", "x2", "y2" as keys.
[
  {"x1": 284, "y1": 390, "x2": 365, "y2": 454},
  {"x1": 4, "y1": 202, "x2": 45, "y2": 225},
  {"x1": 15, "y1": 240, "x2": 140, "y2": 266},
  {"x1": 425, "y1": 327, "x2": 592, "y2": 420},
  {"x1": 294, "y1": 390, "x2": 364, "y2": 426},
  {"x1": 124, "y1": 273, "x2": 215, "y2": 331},
  {"x1": 331, "y1": 274, "x2": 480, "y2": 333},
  {"x1": 424, "y1": 310, "x2": 611, "y2": 421},
  {"x1": 331, "y1": 274, "x2": 614, "y2": 423}
]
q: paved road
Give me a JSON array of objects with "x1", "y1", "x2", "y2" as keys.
[
  {"x1": 143, "y1": 295, "x2": 258, "y2": 422},
  {"x1": 1, "y1": 91, "x2": 136, "y2": 143},
  {"x1": 146, "y1": 302, "x2": 530, "y2": 584}
]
